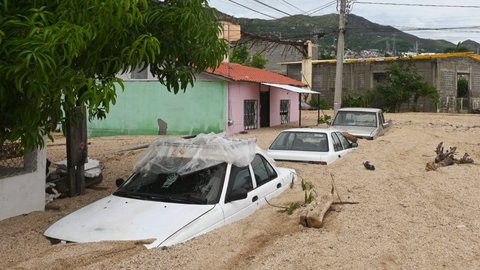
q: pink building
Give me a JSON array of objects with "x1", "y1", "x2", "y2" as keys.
[{"x1": 206, "y1": 63, "x2": 317, "y2": 135}]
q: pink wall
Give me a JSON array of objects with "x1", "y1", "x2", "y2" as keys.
[
  {"x1": 226, "y1": 82, "x2": 300, "y2": 135},
  {"x1": 268, "y1": 87, "x2": 300, "y2": 126},
  {"x1": 227, "y1": 82, "x2": 259, "y2": 135}
]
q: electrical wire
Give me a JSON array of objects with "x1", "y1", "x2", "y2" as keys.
[
  {"x1": 306, "y1": 1, "x2": 337, "y2": 16},
  {"x1": 251, "y1": 0, "x2": 292, "y2": 16},
  {"x1": 355, "y1": 1, "x2": 480, "y2": 8},
  {"x1": 225, "y1": 0, "x2": 277, "y2": 19},
  {"x1": 280, "y1": 0, "x2": 306, "y2": 14}
]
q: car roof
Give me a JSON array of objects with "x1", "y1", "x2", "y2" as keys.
[
  {"x1": 279, "y1": 127, "x2": 340, "y2": 134},
  {"x1": 337, "y1": 107, "x2": 382, "y2": 113},
  {"x1": 134, "y1": 133, "x2": 258, "y2": 175}
]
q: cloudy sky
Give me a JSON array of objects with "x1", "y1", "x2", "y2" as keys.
[{"x1": 209, "y1": 0, "x2": 480, "y2": 46}]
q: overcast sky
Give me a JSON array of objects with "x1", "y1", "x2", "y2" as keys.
[{"x1": 209, "y1": 0, "x2": 480, "y2": 46}]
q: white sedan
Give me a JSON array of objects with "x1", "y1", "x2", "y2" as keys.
[
  {"x1": 267, "y1": 128, "x2": 357, "y2": 165},
  {"x1": 44, "y1": 134, "x2": 296, "y2": 249}
]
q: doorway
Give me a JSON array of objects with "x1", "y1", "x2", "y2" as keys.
[
  {"x1": 457, "y1": 73, "x2": 469, "y2": 112},
  {"x1": 260, "y1": 91, "x2": 270, "y2": 128}
]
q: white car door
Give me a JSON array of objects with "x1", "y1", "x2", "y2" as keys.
[
  {"x1": 250, "y1": 154, "x2": 286, "y2": 203},
  {"x1": 221, "y1": 164, "x2": 261, "y2": 225},
  {"x1": 332, "y1": 132, "x2": 354, "y2": 158}
]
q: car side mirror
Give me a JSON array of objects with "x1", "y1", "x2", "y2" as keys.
[
  {"x1": 227, "y1": 188, "x2": 248, "y2": 202},
  {"x1": 351, "y1": 142, "x2": 358, "y2": 148},
  {"x1": 115, "y1": 178, "x2": 125, "y2": 187}
]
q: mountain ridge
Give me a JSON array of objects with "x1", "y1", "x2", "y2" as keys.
[{"x1": 231, "y1": 13, "x2": 479, "y2": 54}]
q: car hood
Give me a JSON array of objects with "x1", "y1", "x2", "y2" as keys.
[
  {"x1": 332, "y1": 125, "x2": 376, "y2": 138},
  {"x1": 44, "y1": 195, "x2": 215, "y2": 245}
]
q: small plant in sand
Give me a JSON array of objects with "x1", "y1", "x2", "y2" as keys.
[
  {"x1": 318, "y1": 114, "x2": 332, "y2": 124},
  {"x1": 280, "y1": 178, "x2": 316, "y2": 215}
]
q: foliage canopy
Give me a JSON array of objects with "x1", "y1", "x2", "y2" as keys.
[
  {"x1": 0, "y1": 0, "x2": 227, "y2": 149},
  {"x1": 443, "y1": 42, "x2": 470, "y2": 53},
  {"x1": 230, "y1": 45, "x2": 267, "y2": 69}
]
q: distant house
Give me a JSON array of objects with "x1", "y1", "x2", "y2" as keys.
[
  {"x1": 207, "y1": 62, "x2": 316, "y2": 135},
  {"x1": 87, "y1": 62, "x2": 316, "y2": 137},
  {"x1": 283, "y1": 52, "x2": 480, "y2": 112}
]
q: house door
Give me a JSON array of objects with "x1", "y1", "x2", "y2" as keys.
[{"x1": 260, "y1": 91, "x2": 270, "y2": 128}]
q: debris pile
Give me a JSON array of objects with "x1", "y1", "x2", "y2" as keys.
[
  {"x1": 45, "y1": 158, "x2": 103, "y2": 201},
  {"x1": 425, "y1": 142, "x2": 474, "y2": 171}
]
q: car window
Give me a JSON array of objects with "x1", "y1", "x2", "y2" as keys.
[
  {"x1": 251, "y1": 154, "x2": 278, "y2": 187},
  {"x1": 115, "y1": 162, "x2": 227, "y2": 204},
  {"x1": 333, "y1": 111, "x2": 377, "y2": 127},
  {"x1": 270, "y1": 132, "x2": 328, "y2": 152},
  {"x1": 331, "y1": 133, "x2": 343, "y2": 152},
  {"x1": 269, "y1": 132, "x2": 295, "y2": 150},
  {"x1": 379, "y1": 113, "x2": 385, "y2": 125},
  {"x1": 225, "y1": 165, "x2": 253, "y2": 202},
  {"x1": 335, "y1": 132, "x2": 351, "y2": 149}
]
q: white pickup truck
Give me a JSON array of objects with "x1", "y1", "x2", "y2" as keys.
[{"x1": 331, "y1": 107, "x2": 392, "y2": 140}]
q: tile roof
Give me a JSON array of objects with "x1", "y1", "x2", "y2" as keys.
[{"x1": 207, "y1": 62, "x2": 305, "y2": 87}]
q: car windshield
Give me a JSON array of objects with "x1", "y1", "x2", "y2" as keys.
[
  {"x1": 269, "y1": 132, "x2": 329, "y2": 152},
  {"x1": 333, "y1": 111, "x2": 377, "y2": 127},
  {"x1": 114, "y1": 162, "x2": 227, "y2": 205}
]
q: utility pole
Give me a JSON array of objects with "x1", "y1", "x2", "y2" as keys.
[{"x1": 333, "y1": 0, "x2": 347, "y2": 114}]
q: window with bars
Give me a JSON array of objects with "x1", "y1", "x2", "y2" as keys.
[
  {"x1": 244, "y1": 100, "x2": 258, "y2": 130},
  {"x1": 280, "y1": 100, "x2": 290, "y2": 124}
]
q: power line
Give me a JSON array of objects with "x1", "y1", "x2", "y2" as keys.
[
  {"x1": 280, "y1": 0, "x2": 306, "y2": 14},
  {"x1": 225, "y1": 0, "x2": 277, "y2": 19},
  {"x1": 251, "y1": 0, "x2": 292, "y2": 17},
  {"x1": 400, "y1": 26, "x2": 480, "y2": 31},
  {"x1": 306, "y1": 0, "x2": 337, "y2": 16},
  {"x1": 355, "y1": 1, "x2": 480, "y2": 8}
]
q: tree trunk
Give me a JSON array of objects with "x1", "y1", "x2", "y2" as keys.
[
  {"x1": 299, "y1": 193, "x2": 333, "y2": 228},
  {"x1": 66, "y1": 106, "x2": 87, "y2": 196}
]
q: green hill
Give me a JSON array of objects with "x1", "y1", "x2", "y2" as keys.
[{"x1": 460, "y1": 40, "x2": 480, "y2": 53}]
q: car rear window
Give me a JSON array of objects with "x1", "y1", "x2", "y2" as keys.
[
  {"x1": 269, "y1": 132, "x2": 329, "y2": 152},
  {"x1": 333, "y1": 111, "x2": 377, "y2": 127}
]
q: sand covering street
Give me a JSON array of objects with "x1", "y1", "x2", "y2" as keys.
[{"x1": 1, "y1": 111, "x2": 479, "y2": 269}]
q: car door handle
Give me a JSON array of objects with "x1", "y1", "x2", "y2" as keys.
[
  {"x1": 276, "y1": 183, "x2": 282, "y2": 189},
  {"x1": 252, "y1": 196, "x2": 258, "y2": 202}
]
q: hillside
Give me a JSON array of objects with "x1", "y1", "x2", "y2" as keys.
[
  {"x1": 237, "y1": 13, "x2": 455, "y2": 54},
  {"x1": 461, "y1": 40, "x2": 480, "y2": 53}
]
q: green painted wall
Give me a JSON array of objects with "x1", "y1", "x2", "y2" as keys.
[{"x1": 88, "y1": 80, "x2": 226, "y2": 136}]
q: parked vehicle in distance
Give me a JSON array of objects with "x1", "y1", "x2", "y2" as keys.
[
  {"x1": 267, "y1": 128, "x2": 358, "y2": 165},
  {"x1": 44, "y1": 134, "x2": 296, "y2": 249},
  {"x1": 331, "y1": 107, "x2": 392, "y2": 140}
]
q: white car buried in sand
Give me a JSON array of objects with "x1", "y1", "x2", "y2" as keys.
[
  {"x1": 267, "y1": 128, "x2": 358, "y2": 165},
  {"x1": 44, "y1": 134, "x2": 296, "y2": 249},
  {"x1": 331, "y1": 107, "x2": 392, "y2": 140}
]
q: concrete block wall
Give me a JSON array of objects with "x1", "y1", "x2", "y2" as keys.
[{"x1": 286, "y1": 56, "x2": 480, "y2": 112}]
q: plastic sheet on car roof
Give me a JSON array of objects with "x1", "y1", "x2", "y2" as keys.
[{"x1": 133, "y1": 133, "x2": 256, "y2": 175}]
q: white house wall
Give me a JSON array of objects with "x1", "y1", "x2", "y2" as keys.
[{"x1": 0, "y1": 148, "x2": 46, "y2": 221}]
